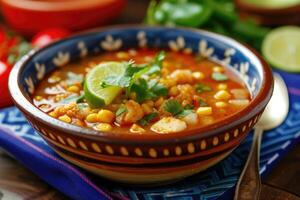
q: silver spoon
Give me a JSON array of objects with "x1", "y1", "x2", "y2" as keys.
[{"x1": 234, "y1": 73, "x2": 289, "y2": 200}]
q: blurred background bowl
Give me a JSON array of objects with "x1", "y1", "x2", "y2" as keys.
[
  {"x1": 0, "y1": 0, "x2": 127, "y2": 36},
  {"x1": 235, "y1": 0, "x2": 300, "y2": 25}
]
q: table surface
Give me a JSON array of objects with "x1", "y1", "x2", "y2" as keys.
[{"x1": 0, "y1": 0, "x2": 299, "y2": 199}]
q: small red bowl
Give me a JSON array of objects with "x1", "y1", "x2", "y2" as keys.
[
  {"x1": 0, "y1": 0, "x2": 127, "y2": 36},
  {"x1": 235, "y1": 0, "x2": 300, "y2": 25}
]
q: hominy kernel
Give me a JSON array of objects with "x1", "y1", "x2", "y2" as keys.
[
  {"x1": 95, "y1": 123, "x2": 112, "y2": 132},
  {"x1": 34, "y1": 96, "x2": 43, "y2": 101},
  {"x1": 141, "y1": 103, "x2": 153, "y2": 115},
  {"x1": 64, "y1": 102, "x2": 76, "y2": 110},
  {"x1": 155, "y1": 97, "x2": 165, "y2": 108},
  {"x1": 215, "y1": 101, "x2": 227, "y2": 108},
  {"x1": 86, "y1": 113, "x2": 98, "y2": 123},
  {"x1": 197, "y1": 107, "x2": 212, "y2": 116},
  {"x1": 54, "y1": 106, "x2": 66, "y2": 116},
  {"x1": 58, "y1": 115, "x2": 72, "y2": 123},
  {"x1": 213, "y1": 66, "x2": 224, "y2": 73},
  {"x1": 160, "y1": 78, "x2": 176, "y2": 88},
  {"x1": 214, "y1": 90, "x2": 231, "y2": 100},
  {"x1": 97, "y1": 110, "x2": 115, "y2": 123},
  {"x1": 229, "y1": 99, "x2": 250, "y2": 106},
  {"x1": 130, "y1": 124, "x2": 145, "y2": 134},
  {"x1": 192, "y1": 72, "x2": 204, "y2": 80},
  {"x1": 48, "y1": 76, "x2": 61, "y2": 83},
  {"x1": 49, "y1": 111, "x2": 57, "y2": 118},
  {"x1": 67, "y1": 85, "x2": 80, "y2": 93},
  {"x1": 169, "y1": 86, "x2": 179, "y2": 96},
  {"x1": 75, "y1": 119, "x2": 84, "y2": 127},
  {"x1": 116, "y1": 52, "x2": 129, "y2": 59},
  {"x1": 217, "y1": 83, "x2": 227, "y2": 90},
  {"x1": 230, "y1": 89, "x2": 249, "y2": 99}
]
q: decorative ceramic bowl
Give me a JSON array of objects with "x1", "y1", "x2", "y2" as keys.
[
  {"x1": 9, "y1": 26, "x2": 273, "y2": 184},
  {"x1": 0, "y1": 0, "x2": 126, "y2": 36}
]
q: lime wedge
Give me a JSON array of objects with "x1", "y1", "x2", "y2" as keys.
[
  {"x1": 84, "y1": 62, "x2": 125, "y2": 108},
  {"x1": 262, "y1": 26, "x2": 300, "y2": 72}
]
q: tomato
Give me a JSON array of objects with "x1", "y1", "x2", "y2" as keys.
[
  {"x1": 0, "y1": 61, "x2": 12, "y2": 108},
  {"x1": 31, "y1": 28, "x2": 70, "y2": 48}
]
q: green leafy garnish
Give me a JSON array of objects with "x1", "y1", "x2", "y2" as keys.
[
  {"x1": 199, "y1": 99, "x2": 208, "y2": 107},
  {"x1": 116, "y1": 106, "x2": 127, "y2": 117},
  {"x1": 138, "y1": 112, "x2": 158, "y2": 126},
  {"x1": 195, "y1": 83, "x2": 212, "y2": 93},
  {"x1": 177, "y1": 109, "x2": 194, "y2": 117},
  {"x1": 212, "y1": 72, "x2": 228, "y2": 81},
  {"x1": 60, "y1": 95, "x2": 83, "y2": 104},
  {"x1": 184, "y1": 104, "x2": 194, "y2": 110},
  {"x1": 163, "y1": 99, "x2": 194, "y2": 117},
  {"x1": 100, "y1": 52, "x2": 167, "y2": 103},
  {"x1": 131, "y1": 79, "x2": 168, "y2": 103}
]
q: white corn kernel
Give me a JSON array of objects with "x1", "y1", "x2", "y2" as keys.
[
  {"x1": 130, "y1": 124, "x2": 146, "y2": 134},
  {"x1": 217, "y1": 83, "x2": 227, "y2": 90},
  {"x1": 197, "y1": 107, "x2": 212, "y2": 116},
  {"x1": 215, "y1": 101, "x2": 227, "y2": 108},
  {"x1": 181, "y1": 112, "x2": 198, "y2": 125},
  {"x1": 229, "y1": 99, "x2": 250, "y2": 106},
  {"x1": 213, "y1": 66, "x2": 224, "y2": 73},
  {"x1": 151, "y1": 117, "x2": 187, "y2": 134},
  {"x1": 214, "y1": 90, "x2": 231, "y2": 100},
  {"x1": 192, "y1": 72, "x2": 205, "y2": 80},
  {"x1": 95, "y1": 123, "x2": 113, "y2": 132},
  {"x1": 230, "y1": 89, "x2": 249, "y2": 99}
]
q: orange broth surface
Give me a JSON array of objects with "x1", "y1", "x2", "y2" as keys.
[{"x1": 33, "y1": 48, "x2": 251, "y2": 135}]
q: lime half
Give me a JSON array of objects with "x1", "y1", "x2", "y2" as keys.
[
  {"x1": 262, "y1": 26, "x2": 300, "y2": 72},
  {"x1": 84, "y1": 62, "x2": 125, "y2": 108}
]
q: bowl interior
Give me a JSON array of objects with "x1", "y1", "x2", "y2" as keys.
[
  {"x1": 10, "y1": 26, "x2": 272, "y2": 142},
  {"x1": 20, "y1": 26, "x2": 263, "y2": 99}
]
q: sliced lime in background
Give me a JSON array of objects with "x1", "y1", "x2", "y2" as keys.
[
  {"x1": 262, "y1": 26, "x2": 300, "y2": 73},
  {"x1": 84, "y1": 62, "x2": 125, "y2": 108},
  {"x1": 243, "y1": 0, "x2": 300, "y2": 8}
]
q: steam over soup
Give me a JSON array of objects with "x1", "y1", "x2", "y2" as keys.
[{"x1": 33, "y1": 49, "x2": 251, "y2": 134}]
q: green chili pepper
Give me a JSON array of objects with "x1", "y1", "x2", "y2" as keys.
[{"x1": 148, "y1": 0, "x2": 213, "y2": 28}]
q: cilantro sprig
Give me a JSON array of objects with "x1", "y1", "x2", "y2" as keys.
[
  {"x1": 101, "y1": 51, "x2": 166, "y2": 102},
  {"x1": 138, "y1": 112, "x2": 158, "y2": 126},
  {"x1": 131, "y1": 79, "x2": 168, "y2": 103},
  {"x1": 195, "y1": 83, "x2": 212, "y2": 93},
  {"x1": 163, "y1": 99, "x2": 194, "y2": 117}
]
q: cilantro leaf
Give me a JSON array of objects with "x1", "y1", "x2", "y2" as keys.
[
  {"x1": 116, "y1": 106, "x2": 127, "y2": 116},
  {"x1": 138, "y1": 112, "x2": 158, "y2": 126},
  {"x1": 163, "y1": 99, "x2": 184, "y2": 116},
  {"x1": 146, "y1": 51, "x2": 166, "y2": 75},
  {"x1": 195, "y1": 83, "x2": 212, "y2": 93},
  {"x1": 131, "y1": 79, "x2": 157, "y2": 103},
  {"x1": 184, "y1": 104, "x2": 194, "y2": 110},
  {"x1": 164, "y1": 99, "x2": 196, "y2": 117},
  {"x1": 60, "y1": 94, "x2": 83, "y2": 104},
  {"x1": 100, "y1": 52, "x2": 166, "y2": 99},
  {"x1": 212, "y1": 72, "x2": 228, "y2": 81},
  {"x1": 177, "y1": 109, "x2": 194, "y2": 117},
  {"x1": 151, "y1": 83, "x2": 168, "y2": 97}
]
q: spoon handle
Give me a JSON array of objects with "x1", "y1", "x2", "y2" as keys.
[{"x1": 234, "y1": 128, "x2": 263, "y2": 200}]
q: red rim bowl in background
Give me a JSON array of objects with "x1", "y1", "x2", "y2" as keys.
[{"x1": 0, "y1": 0, "x2": 127, "y2": 36}]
